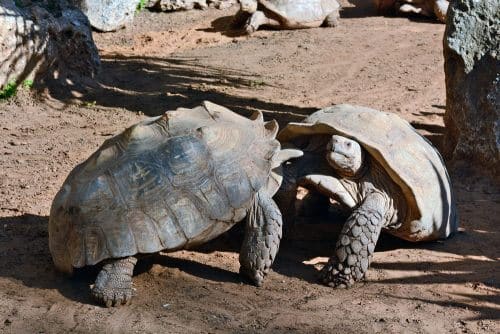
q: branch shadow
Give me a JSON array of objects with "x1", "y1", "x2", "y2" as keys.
[{"x1": 49, "y1": 54, "x2": 317, "y2": 126}]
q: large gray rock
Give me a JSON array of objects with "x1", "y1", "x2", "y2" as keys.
[
  {"x1": 443, "y1": 0, "x2": 500, "y2": 177},
  {"x1": 69, "y1": 0, "x2": 140, "y2": 32},
  {"x1": 0, "y1": 0, "x2": 100, "y2": 91}
]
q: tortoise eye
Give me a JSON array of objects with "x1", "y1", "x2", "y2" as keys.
[{"x1": 346, "y1": 142, "x2": 352, "y2": 148}]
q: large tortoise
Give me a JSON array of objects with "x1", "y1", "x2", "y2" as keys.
[
  {"x1": 278, "y1": 104, "x2": 458, "y2": 288},
  {"x1": 49, "y1": 101, "x2": 302, "y2": 306},
  {"x1": 233, "y1": 0, "x2": 341, "y2": 34}
]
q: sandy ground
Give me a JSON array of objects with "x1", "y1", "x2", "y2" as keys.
[{"x1": 0, "y1": 1, "x2": 499, "y2": 333}]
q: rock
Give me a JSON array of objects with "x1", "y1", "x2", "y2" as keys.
[
  {"x1": 443, "y1": 0, "x2": 500, "y2": 177},
  {"x1": 146, "y1": 0, "x2": 236, "y2": 11},
  {"x1": 0, "y1": 0, "x2": 100, "y2": 91},
  {"x1": 69, "y1": 0, "x2": 140, "y2": 32}
]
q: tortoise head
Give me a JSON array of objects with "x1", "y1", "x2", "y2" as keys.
[
  {"x1": 239, "y1": 0, "x2": 258, "y2": 13},
  {"x1": 326, "y1": 135, "x2": 365, "y2": 178}
]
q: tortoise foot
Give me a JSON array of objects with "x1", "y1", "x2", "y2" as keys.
[
  {"x1": 319, "y1": 259, "x2": 357, "y2": 289},
  {"x1": 239, "y1": 266, "x2": 265, "y2": 287},
  {"x1": 91, "y1": 257, "x2": 137, "y2": 307}
]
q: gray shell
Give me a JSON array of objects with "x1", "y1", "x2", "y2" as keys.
[
  {"x1": 49, "y1": 102, "x2": 280, "y2": 273},
  {"x1": 259, "y1": 0, "x2": 340, "y2": 25},
  {"x1": 278, "y1": 104, "x2": 458, "y2": 242}
]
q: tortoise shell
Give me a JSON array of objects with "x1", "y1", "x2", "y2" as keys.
[
  {"x1": 258, "y1": 0, "x2": 340, "y2": 26},
  {"x1": 278, "y1": 104, "x2": 458, "y2": 241},
  {"x1": 49, "y1": 102, "x2": 280, "y2": 273}
]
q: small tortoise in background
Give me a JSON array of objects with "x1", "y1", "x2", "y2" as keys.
[
  {"x1": 374, "y1": 0, "x2": 449, "y2": 23},
  {"x1": 278, "y1": 104, "x2": 458, "y2": 288},
  {"x1": 49, "y1": 101, "x2": 302, "y2": 306},
  {"x1": 233, "y1": 0, "x2": 341, "y2": 34}
]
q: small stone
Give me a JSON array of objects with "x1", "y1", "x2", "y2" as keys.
[
  {"x1": 367, "y1": 243, "x2": 375, "y2": 254},
  {"x1": 347, "y1": 254, "x2": 357, "y2": 266},
  {"x1": 351, "y1": 240, "x2": 362, "y2": 253},
  {"x1": 340, "y1": 235, "x2": 350, "y2": 246},
  {"x1": 351, "y1": 225, "x2": 361, "y2": 237},
  {"x1": 343, "y1": 267, "x2": 351, "y2": 275},
  {"x1": 360, "y1": 234, "x2": 369, "y2": 245},
  {"x1": 337, "y1": 263, "x2": 343, "y2": 271}
]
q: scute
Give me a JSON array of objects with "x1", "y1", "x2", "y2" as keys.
[
  {"x1": 278, "y1": 104, "x2": 457, "y2": 241},
  {"x1": 49, "y1": 102, "x2": 281, "y2": 269}
]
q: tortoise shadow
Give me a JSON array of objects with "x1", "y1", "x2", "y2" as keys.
[
  {"x1": 39, "y1": 54, "x2": 317, "y2": 127},
  {"x1": 197, "y1": 15, "x2": 248, "y2": 37}
]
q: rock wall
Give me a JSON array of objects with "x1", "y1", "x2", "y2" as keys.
[
  {"x1": 443, "y1": 0, "x2": 499, "y2": 176},
  {"x1": 0, "y1": 0, "x2": 100, "y2": 91}
]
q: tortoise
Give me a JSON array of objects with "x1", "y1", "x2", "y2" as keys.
[
  {"x1": 233, "y1": 0, "x2": 341, "y2": 34},
  {"x1": 277, "y1": 104, "x2": 458, "y2": 288},
  {"x1": 49, "y1": 101, "x2": 302, "y2": 306},
  {"x1": 373, "y1": 0, "x2": 449, "y2": 23}
]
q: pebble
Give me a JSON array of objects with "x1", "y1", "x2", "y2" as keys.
[
  {"x1": 347, "y1": 254, "x2": 357, "y2": 266},
  {"x1": 340, "y1": 235, "x2": 350, "y2": 246},
  {"x1": 367, "y1": 243, "x2": 375, "y2": 254},
  {"x1": 360, "y1": 234, "x2": 369, "y2": 245}
]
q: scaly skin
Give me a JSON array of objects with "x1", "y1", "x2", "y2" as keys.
[
  {"x1": 320, "y1": 192, "x2": 387, "y2": 287},
  {"x1": 91, "y1": 256, "x2": 137, "y2": 307},
  {"x1": 239, "y1": 189, "x2": 283, "y2": 286}
]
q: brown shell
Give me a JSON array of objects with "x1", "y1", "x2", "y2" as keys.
[
  {"x1": 279, "y1": 104, "x2": 458, "y2": 241},
  {"x1": 49, "y1": 101, "x2": 280, "y2": 273}
]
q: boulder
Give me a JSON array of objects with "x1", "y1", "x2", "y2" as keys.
[
  {"x1": 0, "y1": 0, "x2": 100, "y2": 91},
  {"x1": 443, "y1": 0, "x2": 499, "y2": 177},
  {"x1": 69, "y1": 0, "x2": 140, "y2": 32}
]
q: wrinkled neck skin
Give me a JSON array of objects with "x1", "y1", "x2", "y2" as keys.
[{"x1": 336, "y1": 158, "x2": 406, "y2": 229}]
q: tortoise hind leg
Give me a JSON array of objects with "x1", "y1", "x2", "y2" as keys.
[
  {"x1": 323, "y1": 11, "x2": 340, "y2": 27},
  {"x1": 320, "y1": 193, "x2": 387, "y2": 288},
  {"x1": 245, "y1": 11, "x2": 281, "y2": 34},
  {"x1": 239, "y1": 189, "x2": 283, "y2": 286},
  {"x1": 91, "y1": 256, "x2": 137, "y2": 307}
]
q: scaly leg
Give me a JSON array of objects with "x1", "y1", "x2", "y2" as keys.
[
  {"x1": 323, "y1": 11, "x2": 340, "y2": 27},
  {"x1": 245, "y1": 11, "x2": 281, "y2": 34},
  {"x1": 299, "y1": 174, "x2": 357, "y2": 209},
  {"x1": 91, "y1": 256, "x2": 137, "y2": 307},
  {"x1": 239, "y1": 189, "x2": 283, "y2": 286},
  {"x1": 320, "y1": 193, "x2": 387, "y2": 288}
]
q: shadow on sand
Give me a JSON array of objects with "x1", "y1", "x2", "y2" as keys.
[{"x1": 0, "y1": 211, "x2": 497, "y2": 319}]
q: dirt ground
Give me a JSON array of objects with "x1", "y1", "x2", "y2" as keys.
[{"x1": 0, "y1": 1, "x2": 499, "y2": 333}]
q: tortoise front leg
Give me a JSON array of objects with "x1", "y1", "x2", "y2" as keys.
[
  {"x1": 91, "y1": 256, "x2": 137, "y2": 307},
  {"x1": 245, "y1": 11, "x2": 281, "y2": 34},
  {"x1": 299, "y1": 174, "x2": 357, "y2": 209},
  {"x1": 320, "y1": 192, "x2": 387, "y2": 288},
  {"x1": 239, "y1": 189, "x2": 283, "y2": 286}
]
